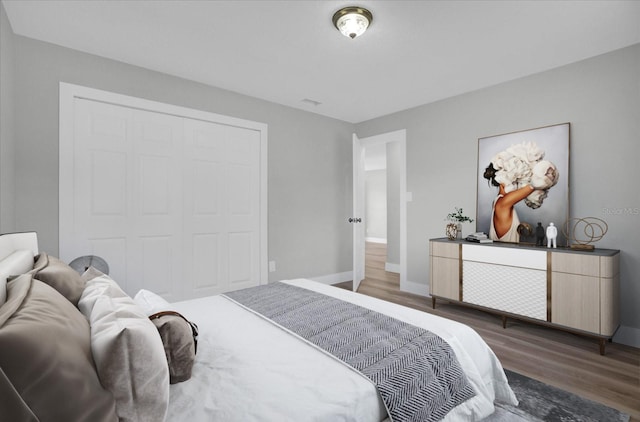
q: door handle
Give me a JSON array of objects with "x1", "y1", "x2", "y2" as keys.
[{"x1": 348, "y1": 217, "x2": 362, "y2": 223}]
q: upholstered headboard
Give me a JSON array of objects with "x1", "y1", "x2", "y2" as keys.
[
  {"x1": 0, "y1": 232, "x2": 38, "y2": 261},
  {"x1": 0, "y1": 232, "x2": 39, "y2": 306}
]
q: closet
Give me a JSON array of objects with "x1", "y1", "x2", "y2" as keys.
[{"x1": 59, "y1": 83, "x2": 267, "y2": 301}]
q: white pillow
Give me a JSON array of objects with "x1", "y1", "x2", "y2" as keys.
[
  {"x1": 78, "y1": 268, "x2": 128, "y2": 319},
  {"x1": 0, "y1": 249, "x2": 35, "y2": 307},
  {"x1": 134, "y1": 289, "x2": 172, "y2": 316},
  {"x1": 88, "y1": 293, "x2": 169, "y2": 422}
]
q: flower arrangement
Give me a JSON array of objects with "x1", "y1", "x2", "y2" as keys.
[{"x1": 446, "y1": 207, "x2": 474, "y2": 223}]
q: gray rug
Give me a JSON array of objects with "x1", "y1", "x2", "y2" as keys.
[{"x1": 484, "y1": 369, "x2": 630, "y2": 421}]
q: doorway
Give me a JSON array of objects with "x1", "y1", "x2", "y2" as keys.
[{"x1": 352, "y1": 130, "x2": 406, "y2": 292}]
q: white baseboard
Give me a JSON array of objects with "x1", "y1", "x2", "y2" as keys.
[
  {"x1": 365, "y1": 237, "x2": 387, "y2": 244},
  {"x1": 400, "y1": 280, "x2": 429, "y2": 297},
  {"x1": 384, "y1": 262, "x2": 400, "y2": 273},
  {"x1": 613, "y1": 325, "x2": 640, "y2": 348},
  {"x1": 309, "y1": 271, "x2": 353, "y2": 286}
]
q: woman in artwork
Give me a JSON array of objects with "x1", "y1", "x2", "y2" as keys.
[
  {"x1": 483, "y1": 164, "x2": 534, "y2": 242},
  {"x1": 483, "y1": 142, "x2": 559, "y2": 243}
]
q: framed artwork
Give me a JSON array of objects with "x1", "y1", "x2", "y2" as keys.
[{"x1": 476, "y1": 123, "x2": 570, "y2": 245}]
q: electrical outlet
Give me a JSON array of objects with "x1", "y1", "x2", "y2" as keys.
[{"x1": 269, "y1": 261, "x2": 276, "y2": 272}]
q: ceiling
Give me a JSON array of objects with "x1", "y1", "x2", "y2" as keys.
[{"x1": 3, "y1": 1, "x2": 639, "y2": 123}]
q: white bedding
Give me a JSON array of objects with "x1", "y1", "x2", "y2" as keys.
[{"x1": 167, "y1": 279, "x2": 517, "y2": 422}]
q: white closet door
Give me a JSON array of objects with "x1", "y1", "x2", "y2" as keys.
[
  {"x1": 64, "y1": 91, "x2": 264, "y2": 301},
  {"x1": 182, "y1": 119, "x2": 261, "y2": 297},
  {"x1": 71, "y1": 100, "x2": 184, "y2": 299}
]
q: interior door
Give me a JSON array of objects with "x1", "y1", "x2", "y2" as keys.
[
  {"x1": 352, "y1": 130, "x2": 408, "y2": 294},
  {"x1": 352, "y1": 133, "x2": 365, "y2": 291}
]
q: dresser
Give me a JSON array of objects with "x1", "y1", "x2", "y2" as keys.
[{"x1": 429, "y1": 238, "x2": 620, "y2": 354}]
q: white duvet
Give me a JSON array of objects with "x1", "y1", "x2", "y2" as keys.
[{"x1": 166, "y1": 279, "x2": 517, "y2": 422}]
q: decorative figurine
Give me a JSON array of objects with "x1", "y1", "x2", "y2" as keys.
[
  {"x1": 535, "y1": 222, "x2": 545, "y2": 246},
  {"x1": 546, "y1": 222, "x2": 557, "y2": 248}
]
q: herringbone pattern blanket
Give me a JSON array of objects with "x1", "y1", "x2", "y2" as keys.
[{"x1": 224, "y1": 282, "x2": 475, "y2": 422}]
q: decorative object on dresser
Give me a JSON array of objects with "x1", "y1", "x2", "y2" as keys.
[
  {"x1": 562, "y1": 216, "x2": 608, "y2": 251},
  {"x1": 429, "y1": 238, "x2": 620, "y2": 354},
  {"x1": 546, "y1": 222, "x2": 558, "y2": 248},
  {"x1": 445, "y1": 207, "x2": 474, "y2": 240}
]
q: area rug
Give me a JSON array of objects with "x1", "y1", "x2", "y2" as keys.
[{"x1": 485, "y1": 369, "x2": 630, "y2": 421}]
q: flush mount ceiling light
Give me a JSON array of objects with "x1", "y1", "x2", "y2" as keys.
[{"x1": 332, "y1": 6, "x2": 373, "y2": 39}]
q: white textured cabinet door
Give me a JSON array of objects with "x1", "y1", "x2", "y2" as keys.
[{"x1": 462, "y1": 244, "x2": 547, "y2": 320}]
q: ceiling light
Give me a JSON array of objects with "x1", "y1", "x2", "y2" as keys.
[{"x1": 332, "y1": 7, "x2": 373, "y2": 39}]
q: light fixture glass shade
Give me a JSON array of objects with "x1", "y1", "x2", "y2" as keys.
[{"x1": 332, "y1": 7, "x2": 372, "y2": 39}]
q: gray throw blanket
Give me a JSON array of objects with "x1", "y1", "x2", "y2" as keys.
[{"x1": 224, "y1": 282, "x2": 475, "y2": 422}]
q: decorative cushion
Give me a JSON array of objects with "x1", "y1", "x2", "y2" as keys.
[
  {"x1": 134, "y1": 288, "x2": 172, "y2": 316},
  {"x1": 78, "y1": 267, "x2": 129, "y2": 317},
  {"x1": 31, "y1": 253, "x2": 85, "y2": 305},
  {"x1": 80, "y1": 272, "x2": 169, "y2": 422},
  {"x1": 149, "y1": 311, "x2": 198, "y2": 384},
  {"x1": 0, "y1": 274, "x2": 117, "y2": 422},
  {"x1": 0, "y1": 249, "x2": 35, "y2": 308}
]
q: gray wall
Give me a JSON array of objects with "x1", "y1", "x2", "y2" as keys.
[
  {"x1": 365, "y1": 169, "x2": 387, "y2": 240},
  {"x1": 386, "y1": 141, "x2": 401, "y2": 266},
  {"x1": 0, "y1": 5, "x2": 15, "y2": 233},
  {"x1": 356, "y1": 44, "x2": 640, "y2": 342},
  {"x1": 4, "y1": 19, "x2": 353, "y2": 282}
]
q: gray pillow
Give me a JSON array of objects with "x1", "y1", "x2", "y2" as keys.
[
  {"x1": 31, "y1": 253, "x2": 85, "y2": 305},
  {"x1": 0, "y1": 274, "x2": 117, "y2": 422}
]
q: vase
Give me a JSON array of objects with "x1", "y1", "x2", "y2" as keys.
[{"x1": 446, "y1": 223, "x2": 458, "y2": 240}]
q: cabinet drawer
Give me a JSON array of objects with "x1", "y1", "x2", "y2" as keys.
[
  {"x1": 463, "y1": 244, "x2": 547, "y2": 270},
  {"x1": 552, "y1": 253, "x2": 599, "y2": 277},
  {"x1": 430, "y1": 241, "x2": 460, "y2": 259}
]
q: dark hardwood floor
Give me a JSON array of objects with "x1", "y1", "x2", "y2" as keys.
[{"x1": 334, "y1": 242, "x2": 640, "y2": 420}]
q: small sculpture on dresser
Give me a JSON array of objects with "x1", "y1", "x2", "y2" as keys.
[
  {"x1": 546, "y1": 222, "x2": 557, "y2": 248},
  {"x1": 535, "y1": 222, "x2": 545, "y2": 246}
]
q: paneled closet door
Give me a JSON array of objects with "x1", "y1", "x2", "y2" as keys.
[
  {"x1": 182, "y1": 119, "x2": 261, "y2": 298},
  {"x1": 72, "y1": 100, "x2": 184, "y2": 300},
  {"x1": 67, "y1": 96, "x2": 262, "y2": 301}
]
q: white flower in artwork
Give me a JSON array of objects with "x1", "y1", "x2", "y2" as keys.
[
  {"x1": 530, "y1": 160, "x2": 559, "y2": 190},
  {"x1": 489, "y1": 141, "x2": 557, "y2": 208},
  {"x1": 525, "y1": 189, "x2": 548, "y2": 209}
]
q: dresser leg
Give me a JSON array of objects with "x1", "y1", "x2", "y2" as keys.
[
  {"x1": 502, "y1": 316, "x2": 507, "y2": 329},
  {"x1": 431, "y1": 296, "x2": 436, "y2": 309},
  {"x1": 599, "y1": 339, "x2": 606, "y2": 356}
]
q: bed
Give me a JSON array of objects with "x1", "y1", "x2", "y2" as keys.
[{"x1": 0, "y1": 232, "x2": 517, "y2": 422}]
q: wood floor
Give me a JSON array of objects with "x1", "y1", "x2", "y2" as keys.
[{"x1": 335, "y1": 242, "x2": 640, "y2": 421}]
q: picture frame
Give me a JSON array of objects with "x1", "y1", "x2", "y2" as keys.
[{"x1": 476, "y1": 123, "x2": 570, "y2": 245}]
